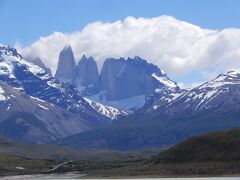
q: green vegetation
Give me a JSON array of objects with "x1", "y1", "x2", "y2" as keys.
[
  {"x1": 0, "y1": 156, "x2": 60, "y2": 176},
  {"x1": 0, "y1": 136, "x2": 163, "y2": 177},
  {"x1": 74, "y1": 128, "x2": 240, "y2": 177},
  {"x1": 156, "y1": 128, "x2": 240, "y2": 163},
  {"x1": 2, "y1": 128, "x2": 240, "y2": 178},
  {"x1": 78, "y1": 161, "x2": 240, "y2": 178},
  {"x1": 0, "y1": 135, "x2": 160, "y2": 161}
]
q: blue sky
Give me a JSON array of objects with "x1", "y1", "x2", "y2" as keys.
[
  {"x1": 1, "y1": 0, "x2": 240, "y2": 46},
  {"x1": 1, "y1": 0, "x2": 240, "y2": 87}
]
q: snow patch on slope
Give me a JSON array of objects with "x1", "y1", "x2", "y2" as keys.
[
  {"x1": 152, "y1": 73, "x2": 177, "y2": 88},
  {"x1": 29, "y1": 96, "x2": 46, "y2": 103},
  {"x1": 1, "y1": 48, "x2": 58, "y2": 92},
  {"x1": 179, "y1": 72, "x2": 240, "y2": 110},
  {"x1": 83, "y1": 97, "x2": 127, "y2": 120},
  {"x1": 0, "y1": 86, "x2": 6, "y2": 101},
  {"x1": 199, "y1": 72, "x2": 240, "y2": 90},
  {"x1": 38, "y1": 104, "x2": 49, "y2": 110},
  {"x1": 89, "y1": 92, "x2": 146, "y2": 112},
  {"x1": 151, "y1": 91, "x2": 185, "y2": 110}
]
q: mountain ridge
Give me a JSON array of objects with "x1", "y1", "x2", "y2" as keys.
[
  {"x1": 0, "y1": 80, "x2": 92, "y2": 143},
  {"x1": 55, "y1": 70, "x2": 240, "y2": 150},
  {"x1": 2, "y1": 43, "x2": 240, "y2": 152},
  {"x1": 0, "y1": 44, "x2": 128, "y2": 143},
  {"x1": 55, "y1": 46, "x2": 180, "y2": 112}
]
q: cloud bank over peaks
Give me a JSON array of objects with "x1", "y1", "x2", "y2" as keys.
[{"x1": 15, "y1": 15, "x2": 240, "y2": 86}]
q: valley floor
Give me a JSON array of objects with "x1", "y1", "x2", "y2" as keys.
[
  {"x1": 79, "y1": 161, "x2": 240, "y2": 178},
  {"x1": 1, "y1": 157, "x2": 240, "y2": 179},
  {"x1": 2, "y1": 173, "x2": 240, "y2": 180}
]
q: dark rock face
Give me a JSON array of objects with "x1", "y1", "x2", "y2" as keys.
[
  {"x1": 100, "y1": 56, "x2": 178, "y2": 101},
  {"x1": 54, "y1": 46, "x2": 179, "y2": 102},
  {"x1": 54, "y1": 49, "x2": 179, "y2": 110},
  {"x1": 55, "y1": 46, "x2": 76, "y2": 83},
  {"x1": 75, "y1": 55, "x2": 100, "y2": 95},
  {"x1": 100, "y1": 58, "x2": 126, "y2": 100},
  {"x1": 54, "y1": 47, "x2": 101, "y2": 96}
]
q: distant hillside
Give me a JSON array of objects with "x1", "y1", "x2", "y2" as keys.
[
  {"x1": 57, "y1": 128, "x2": 240, "y2": 178},
  {"x1": 0, "y1": 136, "x2": 144, "y2": 161},
  {"x1": 156, "y1": 128, "x2": 240, "y2": 163}
]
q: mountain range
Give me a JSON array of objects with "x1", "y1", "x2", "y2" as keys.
[
  {"x1": 1, "y1": 43, "x2": 240, "y2": 151},
  {"x1": 0, "y1": 44, "x2": 126, "y2": 143},
  {"x1": 55, "y1": 46, "x2": 179, "y2": 112},
  {"x1": 55, "y1": 70, "x2": 240, "y2": 150}
]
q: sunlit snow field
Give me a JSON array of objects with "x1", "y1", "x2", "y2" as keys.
[{"x1": 1, "y1": 173, "x2": 240, "y2": 180}]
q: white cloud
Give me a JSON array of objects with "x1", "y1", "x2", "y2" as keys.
[{"x1": 15, "y1": 15, "x2": 240, "y2": 82}]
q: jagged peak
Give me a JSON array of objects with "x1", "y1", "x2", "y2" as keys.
[
  {"x1": 103, "y1": 56, "x2": 169, "y2": 77},
  {"x1": 0, "y1": 43, "x2": 13, "y2": 49},
  {"x1": 226, "y1": 70, "x2": 240, "y2": 77},
  {"x1": 102, "y1": 56, "x2": 170, "y2": 79},
  {"x1": 127, "y1": 56, "x2": 147, "y2": 62},
  {"x1": 82, "y1": 54, "x2": 87, "y2": 59},
  {"x1": 105, "y1": 56, "x2": 150, "y2": 64},
  {"x1": 0, "y1": 44, "x2": 22, "y2": 58},
  {"x1": 58, "y1": 45, "x2": 75, "y2": 63},
  {"x1": 62, "y1": 44, "x2": 72, "y2": 50},
  {"x1": 88, "y1": 56, "x2": 95, "y2": 61},
  {"x1": 0, "y1": 43, "x2": 6, "y2": 48},
  {"x1": 104, "y1": 57, "x2": 124, "y2": 62},
  {"x1": 213, "y1": 70, "x2": 240, "y2": 81},
  {"x1": 59, "y1": 45, "x2": 74, "y2": 57},
  {"x1": 79, "y1": 54, "x2": 95, "y2": 62},
  {"x1": 197, "y1": 71, "x2": 240, "y2": 91}
]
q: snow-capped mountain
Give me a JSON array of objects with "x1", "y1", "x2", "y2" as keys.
[
  {"x1": 54, "y1": 47, "x2": 180, "y2": 112},
  {"x1": 0, "y1": 81, "x2": 92, "y2": 143},
  {"x1": 83, "y1": 97, "x2": 128, "y2": 120},
  {"x1": 148, "y1": 71, "x2": 240, "y2": 114},
  {"x1": 0, "y1": 44, "x2": 124, "y2": 125},
  {"x1": 3, "y1": 41, "x2": 240, "y2": 150},
  {"x1": 56, "y1": 71, "x2": 240, "y2": 150}
]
